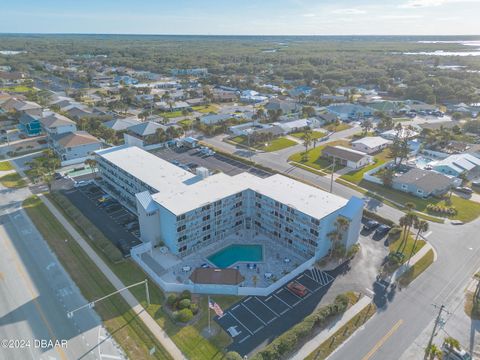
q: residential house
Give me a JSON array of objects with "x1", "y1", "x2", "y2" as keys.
[
  {"x1": 186, "y1": 98, "x2": 207, "y2": 107},
  {"x1": 317, "y1": 113, "x2": 338, "y2": 124},
  {"x1": 113, "y1": 75, "x2": 138, "y2": 85},
  {"x1": 432, "y1": 153, "x2": 480, "y2": 179},
  {"x1": 351, "y1": 136, "x2": 392, "y2": 154},
  {"x1": 240, "y1": 90, "x2": 268, "y2": 103},
  {"x1": 322, "y1": 145, "x2": 373, "y2": 169},
  {"x1": 326, "y1": 103, "x2": 374, "y2": 121},
  {"x1": 1, "y1": 98, "x2": 42, "y2": 116},
  {"x1": 64, "y1": 105, "x2": 92, "y2": 120},
  {"x1": 229, "y1": 122, "x2": 284, "y2": 137},
  {"x1": 320, "y1": 94, "x2": 347, "y2": 103},
  {"x1": 200, "y1": 113, "x2": 232, "y2": 125},
  {"x1": 264, "y1": 99, "x2": 300, "y2": 114},
  {"x1": 155, "y1": 101, "x2": 191, "y2": 112},
  {"x1": 171, "y1": 68, "x2": 208, "y2": 77},
  {"x1": 51, "y1": 131, "x2": 102, "y2": 164},
  {"x1": 392, "y1": 168, "x2": 453, "y2": 198},
  {"x1": 18, "y1": 112, "x2": 43, "y2": 136},
  {"x1": 103, "y1": 117, "x2": 142, "y2": 132},
  {"x1": 124, "y1": 121, "x2": 168, "y2": 148},
  {"x1": 380, "y1": 127, "x2": 419, "y2": 140},
  {"x1": 212, "y1": 89, "x2": 237, "y2": 102},
  {"x1": 288, "y1": 86, "x2": 313, "y2": 98},
  {"x1": 40, "y1": 113, "x2": 77, "y2": 137},
  {"x1": 277, "y1": 118, "x2": 321, "y2": 134}
]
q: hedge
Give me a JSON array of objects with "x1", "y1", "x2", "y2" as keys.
[
  {"x1": 251, "y1": 294, "x2": 350, "y2": 360},
  {"x1": 363, "y1": 209, "x2": 396, "y2": 227}
]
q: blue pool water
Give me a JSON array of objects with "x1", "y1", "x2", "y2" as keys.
[{"x1": 208, "y1": 244, "x2": 263, "y2": 268}]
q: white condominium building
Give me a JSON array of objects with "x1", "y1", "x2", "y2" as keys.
[{"x1": 95, "y1": 146, "x2": 364, "y2": 259}]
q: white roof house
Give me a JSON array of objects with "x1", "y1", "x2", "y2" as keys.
[
  {"x1": 351, "y1": 136, "x2": 392, "y2": 154},
  {"x1": 432, "y1": 153, "x2": 480, "y2": 177}
]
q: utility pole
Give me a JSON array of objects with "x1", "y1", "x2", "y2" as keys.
[
  {"x1": 424, "y1": 304, "x2": 449, "y2": 360},
  {"x1": 329, "y1": 157, "x2": 336, "y2": 193}
]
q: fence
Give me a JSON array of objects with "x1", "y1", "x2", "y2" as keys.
[
  {"x1": 362, "y1": 160, "x2": 393, "y2": 185},
  {"x1": 131, "y1": 242, "x2": 317, "y2": 296}
]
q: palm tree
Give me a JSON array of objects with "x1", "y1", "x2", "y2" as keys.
[
  {"x1": 410, "y1": 219, "x2": 428, "y2": 262},
  {"x1": 425, "y1": 344, "x2": 442, "y2": 360},
  {"x1": 302, "y1": 129, "x2": 312, "y2": 154},
  {"x1": 85, "y1": 159, "x2": 97, "y2": 176},
  {"x1": 327, "y1": 216, "x2": 350, "y2": 259},
  {"x1": 398, "y1": 212, "x2": 417, "y2": 254},
  {"x1": 443, "y1": 337, "x2": 460, "y2": 352},
  {"x1": 252, "y1": 275, "x2": 258, "y2": 287}
]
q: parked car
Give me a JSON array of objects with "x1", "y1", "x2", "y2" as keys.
[
  {"x1": 54, "y1": 172, "x2": 63, "y2": 180},
  {"x1": 363, "y1": 220, "x2": 380, "y2": 231},
  {"x1": 287, "y1": 282, "x2": 308, "y2": 297},
  {"x1": 442, "y1": 344, "x2": 472, "y2": 360},
  {"x1": 105, "y1": 204, "x2": 123, "y2": 213},
  {"x1": 97, "y1": 194, "x2": 112, "y2": 203},
  {"x1": 472, "y1": 180, "x2": 480, "y2": 187},
  {"x1": 98, "y1": 199, "x2": 117, "y2": 208},
  {"x1": 455, "y1": 186, "x2": 473, "y2": 194},
  {"x1": 375, "y1": 224, "x2": 391, "y2": 237},
  {"x1": 74, "y1": 180, "x2": 90, "y2": 188},
  {"x1": 125, "y1": 221, "x2": 139, "y2": 231}
]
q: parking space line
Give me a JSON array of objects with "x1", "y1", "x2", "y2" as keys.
[
  {"x1": 241, "y1": 303, "x2": 267, "y2": 325},
  {"x1": 285, "y1": 287, "x2": 302, "y2": 300},
  {"x1": 244, "y1": 297, "x2": 252, "y2": 303},
  {"x1": 255, "y1": 296, "x2": 279, "y2": 317},
  {"x1": 228, "y1": 312, "x2": 254, "y2": 335},
  {"x1": 295, "y1": 279, "x2": 314, "y2": 292},
  {"x1": 273, "y1": 294, "x2": 292, "y2": 309},
  {"x1": 253, "y1": 325, "x2": 264, "y2": 334},
  {"x1": 304, "y1": 272, "x2": 318, "y2": 283},
  {"x1": 232, "y1": 304, "x2": 241, "y2": 311},
  {"x1": 239, "y1": 334, "x2": 251, "y2": 344}
]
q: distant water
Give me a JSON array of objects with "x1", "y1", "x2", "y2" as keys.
[
  {"x1": 0, "y1": 50, "x2": 26, "y2": 55},
  {"x1": 405, "y1": 40, "x2": 480, "y2": 56}
]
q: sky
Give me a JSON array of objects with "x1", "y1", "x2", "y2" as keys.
[{"x1": 0, "y1": 0, "x2": 479, "y2": 35}]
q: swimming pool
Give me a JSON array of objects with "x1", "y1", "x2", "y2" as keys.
[{"x1": 208, "y1": 244, "x2": 263, "y2": 268}]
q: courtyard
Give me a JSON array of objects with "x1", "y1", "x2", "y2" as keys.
[{"x1": 141, "y1": 232, "x2": 309, "y2": 289}]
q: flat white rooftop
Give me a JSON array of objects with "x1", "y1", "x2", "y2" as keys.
[
  {"x1": 95, "y1": 145, "x2": 195, "y2": 192},
  {"x1": 98, "y1": 146, "x2": 350, "y2": 220}
]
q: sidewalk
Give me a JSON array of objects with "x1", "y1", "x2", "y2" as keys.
[
  {"x1": 391, "y1": 242, "x2": 435, "y2": 283},
  {"x1": 290, "y1": 295, "x2": 372, "y2": 360},
  {"x1": 40, "y1": 195, "x2": 186, "y2": 360}
]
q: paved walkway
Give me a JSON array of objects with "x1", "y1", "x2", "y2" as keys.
[
  {"x1": 290, "y1": 295, "x2": 373, "y2": 360},
  {"x1": 40, "y1": 195, "x2": 186, "y2": 360},
  {"x1": 392, "y1": 242, "x2": 435, "y2": 283}
]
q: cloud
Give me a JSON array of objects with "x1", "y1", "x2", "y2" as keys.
[
  {"x1": 302, "y1": 13, "x2": 316, "y2": 17},
  {"x1": 331, "y1": 8, "x2": 367, "y2": 15},
  {"x1": 400, "y1": 0, "x2": 478, "y2": 8},
  {"x1": 380, "y1": 14, "x2": 424, "y2": 19}
]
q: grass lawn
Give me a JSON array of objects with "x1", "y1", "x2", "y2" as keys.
[
  {"x1": 357, "y1": 180, "x2": 480, "y2": 222},
  {"x1": 159, "y1": 110, "x2": 186, "y2": 118},
  {"x1": 323, "y1": 123, "x2": 352, "y2": 132},
  {"x1": 398, "y1": 249, "x2": 434, "y2": 287},
  {"x1": 288, "y1": 140, "x2": 349, "y2": 173},
  {"x1": 48, "y1": 193, "x2": 238, "y2": 360},
  {"x1": 258, "y1": 137, "x2": 297, "y2": 152},
  {"x1": 340, "y1": 148, "x2": 391, "y2": 184},
  {"x1": 230, "y1": 136, "x2": 297, "y2": 152},
  {"x1": 178, "y1": 118, "x2": 195, "y2": 127},
  {"x1": 0, "y1": 85, "x2": 33, "y2": 93},
  {"x1": 305, "y1": 302, "x2": 377, "y2": 360},
  {"x1": 0, "y1": 172, "x2": 27, "y2": 188},
  {"x1": 393, "y1": 117, "x2": 413, "y2": 122},
  {"x1": 290, "y1": 131, "x2": 327, "y2": 140},
  {"x1": 388, "y1": 231, "x2": 426, "y2": 265},
  {"x1": 192, "y1": 104, "x2": 219, "y2": 113},
  {"x1": 23, "y1": 196, "x2": 173, "y2": 360},
  {"x1": 464, "y1": 291, "x2": 480, "y2": 320},
  {"x1": 0, "y1": 161, "x2": 13, "y2": 171}
]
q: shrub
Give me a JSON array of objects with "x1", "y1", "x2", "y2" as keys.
[
  {"x1": 388, "y1": 226, "x2": 402, "y2": 239},
  {"x1": 190, "y1": 302, "x2": 199, "y2": 314},
  {"x1": 363, "y1": 210, "x2": 396, "y2": 227},
  {"x1": 174, "y1": 308, "x2": 193, "y2": 323},
  {"x1": 179, "y1": 290, "x2": 191, "y2": 301},
  {"x1": 225, "y1": 351, "x2": 243, "y2": 360},
  {"x1": 167, "y1": 294, "x2": 178, "y2": 307},
  {"x1": 178, "y1": 298, "x2": 191, "y2": 310}
]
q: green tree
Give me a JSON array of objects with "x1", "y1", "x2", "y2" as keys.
[
  {"x1": 361, "y1": 119, "x2": 373, "y2": 134},
  {"x1": 410, "y1": 218, "x2": 428, "y2": 261}
]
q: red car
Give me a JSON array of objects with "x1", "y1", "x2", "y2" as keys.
[{"x1": 287, "y1": 282, "x2": 308, "y2": 297}]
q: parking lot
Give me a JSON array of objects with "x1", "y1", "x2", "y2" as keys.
[
  {"x1": 216, "y1": 268, "x2": 336, "y2": 356},
  {"x1": 62, "y1": 183, "x2": 141, "y2": 256},
  {"x1": 153, "y1": 147, "x2": 271, "y2": 178}
]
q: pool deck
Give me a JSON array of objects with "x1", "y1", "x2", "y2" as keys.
[{"x1": 150, "y1": 233, "x2": 308, "y2": 288}]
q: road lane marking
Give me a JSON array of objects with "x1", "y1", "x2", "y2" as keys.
[
  {"x1": 1, "y1": 221, "x2": 68, "y2": 360},
  {"x1": 361, "y1": 319, "x2": 403, "y2": 360}
]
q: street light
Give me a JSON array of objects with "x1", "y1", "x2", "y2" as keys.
[{"x1": 66, "y1": 279, "x2": 150, "y2": 319}]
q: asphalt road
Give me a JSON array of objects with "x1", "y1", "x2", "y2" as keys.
[{"x1": 0, "y1": 184, "x2": 124, "y2": 360}]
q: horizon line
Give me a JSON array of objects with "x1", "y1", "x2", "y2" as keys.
[{"x1": 1, "y1": 32, "x2": 480, "y2": 37}]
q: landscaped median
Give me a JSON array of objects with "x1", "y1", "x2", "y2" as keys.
[
  {"x1": 0, "y1": 160, "x2": 14, "y2": 171},
  {"x1": 0, "y1": 171, "x2": 27, "y2": 188},
  {"x1": 397, "y1": 249, "x2": 435, "y2": 287},
  {"x1": 47, "y1": 191, "x2": 239, "y2": 360},
  {"x1": 22, "y1": 195, "x2": 174, "y2": 360}
]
